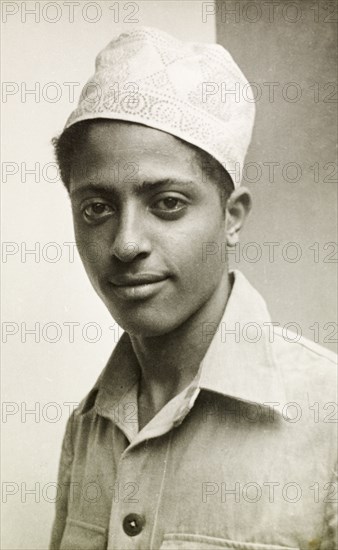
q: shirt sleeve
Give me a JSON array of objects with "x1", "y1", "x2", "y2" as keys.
[
  {"x1": 320, "y1": 460, "x2": 338, "y2": 550},
  {"x1": 49, "y1": 411, "x2": 76, "y2": 550}
]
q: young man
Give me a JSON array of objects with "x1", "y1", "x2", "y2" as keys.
[{"x1": 50, "y1": 28, "x2": 337, "y2": 550}]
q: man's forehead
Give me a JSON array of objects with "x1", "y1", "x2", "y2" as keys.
[
  {"x1": 68, "y1": 122, "x2": 226, "y2": 199},
  {"x1": 74, "y1": 121, "x2": 203, "y2": 167},
  {"x1": 69, "y1": 132, "x2": 204, "y2": 194}
]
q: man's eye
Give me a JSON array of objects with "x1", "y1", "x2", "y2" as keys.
[
  {"x1": 83, "y1": 202, "x2": 113, "y2": 221},
  {"x1": 153, "y1": 197, "x2": 185, "y2": 211}
]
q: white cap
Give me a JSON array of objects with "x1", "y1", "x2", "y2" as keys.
[{"x1": 65, "y1": 27, "x2": 255, "y2": 187}]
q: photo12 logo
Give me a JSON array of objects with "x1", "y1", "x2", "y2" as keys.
[
  {"x1": 1, "y1": 2, "x2": 140, "y2": 24},
  {"x1": 201, "y1": 1, "x2": 338, "y2": 24}
]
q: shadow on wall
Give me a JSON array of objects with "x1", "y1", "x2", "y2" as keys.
[{"x1": 214, "y1": 0, "x2": 337, "y2": 352}]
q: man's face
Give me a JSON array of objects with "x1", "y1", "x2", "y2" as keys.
[{"x1": 69, "y1": 121, "x2": 229, "y2": 336}]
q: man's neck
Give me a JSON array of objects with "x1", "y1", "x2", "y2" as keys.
[{"x1": 129, "y1": 271, "x2": 233, "y2": 428}]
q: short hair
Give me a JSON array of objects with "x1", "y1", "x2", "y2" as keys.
[{"x1": 52, "y1": 119, "x2": 234, "y2": 207}]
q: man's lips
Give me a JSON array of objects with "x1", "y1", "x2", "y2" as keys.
[
  {"x1": 110, "y1": 273, "x2": 169, "y2": 287},
  {"x1": 108, "y1": 273, "x2": 170, "y2": 300}
]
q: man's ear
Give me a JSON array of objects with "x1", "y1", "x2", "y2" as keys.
[{"x1": 225, "y1": 187, "x2": 252, "y2": 246}]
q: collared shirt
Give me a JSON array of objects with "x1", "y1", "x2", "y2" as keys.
[{"x1": 50, "y1": 271, "x2": 337, "y2": 550}]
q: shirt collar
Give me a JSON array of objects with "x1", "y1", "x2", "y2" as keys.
[
  {"x1": 78, "y1": 331, "x2": 139, "y2": 422},
  {"x1": 198, "y1": 270, "x2": 287, "y2": 415},
  {"x1": 78, "y1": 270, "x2": 287, "y2": 421}
]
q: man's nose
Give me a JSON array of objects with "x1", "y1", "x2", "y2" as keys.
[{"x1": 110, "y1": 205, "x2": 152, "y2": 263}]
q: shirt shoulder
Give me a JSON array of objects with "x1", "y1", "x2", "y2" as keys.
[
  {"x1": 273, "y1": 324, "x2": 337, "y2": 363},
  {"x1": 271, "y1": 325, "x2": 337, "y2": 401}
]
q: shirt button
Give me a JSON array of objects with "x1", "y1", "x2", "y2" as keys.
[{"x1": 123, "y1": 513, "x2": 145, "y2": 537}]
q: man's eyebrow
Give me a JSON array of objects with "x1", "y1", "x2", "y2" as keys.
[
  {"x1": 137, "y1": 178, "x2": 196, "y2": 193},
  {"x1": 70, "y1": 183, "x2": 116, "y2": 200},
  {"x1": 70, "y1": 179, "x2": 196, "y2": 199}
]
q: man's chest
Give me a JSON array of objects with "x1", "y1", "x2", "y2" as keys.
[{"x1": 61, "y1": 396, "x2": 334, "y2": 550}]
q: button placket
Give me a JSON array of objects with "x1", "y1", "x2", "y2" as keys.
[
  {"x1": 108, "y1": 449, "x2": 147, "y2": 548},
  {"x1": 107, "y1": 437, "x2": 172, "y2": 550}
]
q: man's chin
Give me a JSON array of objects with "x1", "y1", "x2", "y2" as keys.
[{"x1": 105, "y1": 306, "x2": 186, "y2": 338}]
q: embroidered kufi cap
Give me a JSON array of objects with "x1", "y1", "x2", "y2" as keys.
[{"x1": 65, "y1": 27, "x2": 255, "y2": 187}]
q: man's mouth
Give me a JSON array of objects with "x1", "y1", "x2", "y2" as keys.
[{"x1": 109, "y1": 273, "x2": 170, "y2": 300}]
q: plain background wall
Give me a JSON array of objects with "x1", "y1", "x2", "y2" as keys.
[
  {"x1": 215, "y1": 0, "x2": 337, "y2": 348},
  {"x1": 1, "y1": 0, "x2": 337, "y2": 548},
  {"x1": 1, "y1": 2, "x2": 215, "y2": 548}
]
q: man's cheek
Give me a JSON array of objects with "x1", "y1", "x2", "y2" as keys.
[
  {"x1": 73, "y1": 228, "x2": 107, "y2": 268},
  {"x1": 188, "y1": 232, "x2": 221, "y2": 271}
]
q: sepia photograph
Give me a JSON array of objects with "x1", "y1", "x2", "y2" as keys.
[{"x1": 1, "y1": 0, "x2": 337, "y2": 549}]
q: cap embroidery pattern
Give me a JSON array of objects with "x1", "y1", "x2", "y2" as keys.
[{"x1": 65, "y1": 27, "x2": 255, "y2": 187}]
